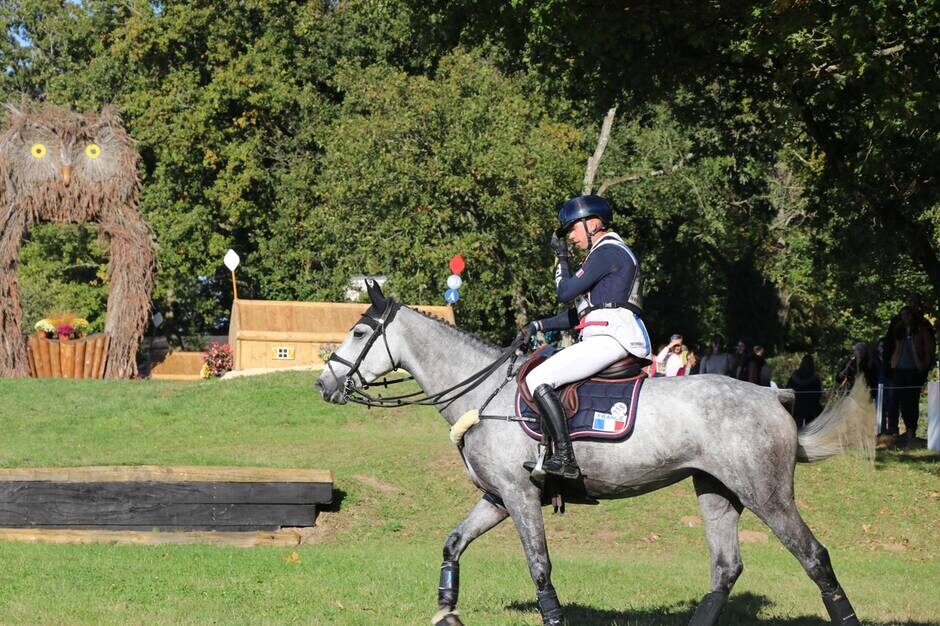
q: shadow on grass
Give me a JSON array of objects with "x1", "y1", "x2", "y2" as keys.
[
  {"x1": 507, "y1": 592, "x2": 940, "y2": 625},
  {"x1": 320, "y1": 487, "x2": 347, "y2": 513},
  {"x1": 875, "y1": 447, "x2": 940, "y2": 477}
]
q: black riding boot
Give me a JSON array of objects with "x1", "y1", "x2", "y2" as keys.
[{"x1": 532, "y1": 384, "x2": 580, "y2": 479}]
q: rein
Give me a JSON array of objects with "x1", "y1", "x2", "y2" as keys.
[{"x1": 327, "y1": 299, "x2": 525, "y2": 409}]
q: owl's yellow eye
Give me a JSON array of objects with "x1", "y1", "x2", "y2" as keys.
[
  {"x1": 85, "y1": 144, "x2": 101, "y2": 159},
  {"x1": 31, "y1": 144, "x2": 46, "y2": 158}
]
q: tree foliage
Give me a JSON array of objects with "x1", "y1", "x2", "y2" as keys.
[{"x1": 2, "y1": 0, "x2": 936, "y2": 366}]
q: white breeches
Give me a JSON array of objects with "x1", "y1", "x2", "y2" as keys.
[{"x1": 526, "y1": 335, "x2": 628, "y2": 394}]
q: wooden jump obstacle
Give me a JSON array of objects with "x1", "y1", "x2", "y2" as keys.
[
  {"x1": 0, "y1": 466, "x2": 333, "y2": 545},
  {"x1": 228, "y1": 299, "x2": 456, "y2": 371},
  {"x1": 25, "y1": 334, "x2": 110, "y2": 379}
]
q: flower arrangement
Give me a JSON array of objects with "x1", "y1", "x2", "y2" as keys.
[
  {"x1": 318, "y1": 342, "x2": 339, "y2": 363},
  {"x1": 34, "y1": 312, "x2": 90, "y2": 340},
  {"x1": 202, "y1": 341, "x2": 233, "y2": 378}
]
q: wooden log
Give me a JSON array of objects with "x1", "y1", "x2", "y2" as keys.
[
  {"x1": 0, "y1": 500, "x2": 317, "y2": 529},
  {"x1": 90, "y1": 335, "x2": 103, "y2": 378},
  {"x1": 0, "y1": 481, "x2": 332, "y2": 505},
  {"x1": 0, "y1": 466, "x2": 333, "y2": 484},
  {"x1": 73, "y1": 341, "x2": 86, "y2": 380},
  {"x1": 60, "y1": 341, "x2": 75, "y2": 379},
  {"x1": 36, "y1": 336, "x2": 51, "y2": 378},
  {"x1": 0, "y1": 527, "x2": 309, "y2": 547},
  {"x1": 26, "y1": 336, "x2": 38, "y2": 377},
  {"x1": 48, "y1": 338, "x2": 61, "y2": 377},
  {"x1": 83, "y1": 335, "x2": 97, "y2": 378},
  {"x1": 96, "y1": 335, "x2": 110, "y2": 379},
  {"x1": 0, "y1": 466, "x2": 332, "y2": 532}
]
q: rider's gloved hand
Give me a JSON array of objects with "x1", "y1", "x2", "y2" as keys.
[
  {"x1": 516, "y1": 322, "x2": 539, "y2": 346},
  {"x1": 549, "y1": 232, "x2": 568, "y2": 259}
]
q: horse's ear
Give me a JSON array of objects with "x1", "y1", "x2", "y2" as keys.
[{"x1": 366, "y1": 279, "x2": 386, "y2": 307}]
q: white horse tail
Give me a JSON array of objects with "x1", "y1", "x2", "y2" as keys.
[{"x1": 796, "y1": 378, "x2": 876, "y2": 463}]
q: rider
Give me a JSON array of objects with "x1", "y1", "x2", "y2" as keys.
[{"x1": 519, "y1": 195, "x2": 651, "y2": 479}]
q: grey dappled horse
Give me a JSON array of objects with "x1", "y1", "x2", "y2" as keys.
[{"x1": 315, "y1": 283, "x2": 871, "y2": 626}]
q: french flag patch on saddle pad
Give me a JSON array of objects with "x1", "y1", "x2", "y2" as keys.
[{"x1": 516, "y1": 375, "x2": 644, "y2": 442}]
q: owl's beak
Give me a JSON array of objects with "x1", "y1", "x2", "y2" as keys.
[{"x1": 61, "y1": 165, "x2": 72, "y2": 187}]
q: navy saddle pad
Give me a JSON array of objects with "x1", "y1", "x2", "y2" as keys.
[{"x1": 516, "y1": 375, "x2": 644, "y2": 442}]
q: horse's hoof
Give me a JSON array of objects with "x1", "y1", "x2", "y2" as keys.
[{"x1": 432, "y1": 608, "x2": 463, "y2": 626}]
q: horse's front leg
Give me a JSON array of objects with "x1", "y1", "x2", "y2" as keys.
[
  {"x1": 503, "y1": 490, "x2": 562, "y2": 626},
  {"x1": 433, "y1": 495, "x2": 509, "y2": 626}
]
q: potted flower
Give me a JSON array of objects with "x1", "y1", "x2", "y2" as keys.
[
  {"x1": 201, "y1": 341, "x2": 233, "y2": 378},
  {"x1": 34, "y1": 319, "x2": 56, "y2": 339},
  {"x1": 35, "y1": 312, "x2": 91, "y2": 341}
]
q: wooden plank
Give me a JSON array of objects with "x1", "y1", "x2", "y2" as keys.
[
  {"x1": 83, "y1": 335, "x2": 97, "y2": 378},
  {"x1": 48, "y1": 337, "x2": 61, "y2": 377},
  {"x1": 37, "y1": 336, "x2": 51, "y2": 377},
  {"x1": 96, "y1": 334, "x2": 110, "y2": 378},
  {"x1": 73, "y1": 341, "x2": 86, "y2": 379},
  {"x1": 236, "y1": 330, "x2": 347, "y2": 343},
  {"x1": 60, "y1": 341, "x2": 75, "y2": 378},
  {"x1": 90, "y1": 334, "x2": 103, "y2": 377},
  {"x1": 0, "y1": 466, "x2": 333, "y2": 484},
  {"x1": 0, "y1": 481, "x2": 333, "y2": 505},
  {"x1": 0, "y1": 527, "x2": 309, "y2": 547},
  {"x1": 149, "y1": 373, "x2": 202, "y2": 381},
  {"x1": 0, "y1": 502, "x2": 317, "y2": 528},
  {"x1": 149, "y1": 351, "x2": 204, "y2": 379},
  {"x1": 26, "y1": 336, "x2": 37, "y2": 377}
]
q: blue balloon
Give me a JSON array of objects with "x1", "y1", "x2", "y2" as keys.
[{"x1": 444, "y1": 288, "x2": 460, "y2": 304}]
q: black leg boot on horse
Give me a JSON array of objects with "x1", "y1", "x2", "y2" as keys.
[{"x1": 525, "y1": 384, "x2": 581, "y2": 480}]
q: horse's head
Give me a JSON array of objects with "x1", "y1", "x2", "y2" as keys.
[{"x1": 315, "y1": 279, "x2": 401, "y2": 404}]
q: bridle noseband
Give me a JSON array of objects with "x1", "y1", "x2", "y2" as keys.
[{"x1": 326, "y1": 299, "x2": 401, "y2": 398}]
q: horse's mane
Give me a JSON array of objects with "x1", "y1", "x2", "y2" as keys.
[{"x1": 404, "y1": 305, "x2": 502, "y2": 353}]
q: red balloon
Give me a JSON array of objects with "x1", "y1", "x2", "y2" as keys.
[{"x1": 449, "y1": 254, "x2": 465, "y2": 275}]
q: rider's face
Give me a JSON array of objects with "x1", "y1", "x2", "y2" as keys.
[{"x1": 567, "y1": 218, "x2": 603, "y2": 250}]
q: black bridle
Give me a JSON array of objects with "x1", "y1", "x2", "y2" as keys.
[{"x1": 326, "y1": 299, "x2": 524, "y2": 409}]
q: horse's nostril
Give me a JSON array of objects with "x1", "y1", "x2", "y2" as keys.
[{"x1": 314, "y1": 378, "x2": 325, "y2": 392}]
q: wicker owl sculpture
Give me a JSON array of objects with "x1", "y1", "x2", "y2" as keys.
[{"x1": 0, "y1": 102, "x2": 156, "y2": 378}]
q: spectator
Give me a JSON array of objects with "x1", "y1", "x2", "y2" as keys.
[
  {"x1": 699, "y1": 334, "x2": 733, "y2": 376},
  {"x1": 872, "y1": 339, "x2": 895, "y2": 434},
  {"x1": 751, "y1": 345, "x2": 772, "y2": 386},
  {"x1": 732, "y1": 339, "x2": 751, "y2": 381},
  {"x1": 889, "y1": 306, "x2": 936, "y2": 442},
  {"x1": 685, "y1": 347, "x2": 701, "y2": 375},
  {"x1": 786, "y1": 354, "x2": 823, "y2": 427},
  {"x1": 656, "y1": 334, "x2": 687, "y2": 377}
]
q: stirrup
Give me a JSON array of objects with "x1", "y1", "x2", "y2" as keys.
[{"x1": 523, "y1": 446, "x2": 547, "y2": 479}]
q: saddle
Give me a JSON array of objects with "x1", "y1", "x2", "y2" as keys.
[{"x1": 516, "y1": 345, "x2": 649, "y2": 418}]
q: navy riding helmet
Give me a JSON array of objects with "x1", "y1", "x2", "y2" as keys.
[{"x1": 555, "y1": 195, "x2": 613, "y2": 237}]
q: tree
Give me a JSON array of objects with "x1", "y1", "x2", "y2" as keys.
[{"x1": 270, "y1": 49, "x2": 584, "y2": 340}]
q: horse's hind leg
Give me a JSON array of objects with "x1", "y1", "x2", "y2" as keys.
[
  {"x1": 689, "y1": 473, "x2": 744, "y2": 626},
  {"x1": 433, "y1": 494, "x2": 509, "y2": 626},
  {"x1": 752, "y1": 496, "x2": 860, "y2": 626}
]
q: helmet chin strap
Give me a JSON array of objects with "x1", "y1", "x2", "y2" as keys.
[{"x1": 581, "y1": 218, "x2": 604, "y2": 250}]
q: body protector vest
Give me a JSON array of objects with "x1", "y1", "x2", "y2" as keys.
[{"x1": 537, "y1": 232, "x2": 651, "y2": 359}]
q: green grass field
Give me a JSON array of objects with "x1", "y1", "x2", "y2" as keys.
[{"x1": 0, "y1": 373, "x2": 937, "y2": 625}]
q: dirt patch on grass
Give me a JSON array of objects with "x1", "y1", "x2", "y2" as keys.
[
  {"x1": 680, "y1": 516, "x2": 702, "y2": 527},
  {"x1": 354, "y1": 474, "x2": 403, "y2": 495}
]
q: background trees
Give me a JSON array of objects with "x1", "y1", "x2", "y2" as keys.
[{"x1": 2, "y1": 0, "x2": 936, "y2": 363}]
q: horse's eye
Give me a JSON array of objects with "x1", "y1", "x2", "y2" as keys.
[{"x1": 353, "y1": 329, "x2": 366, "y2": 339}]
